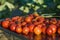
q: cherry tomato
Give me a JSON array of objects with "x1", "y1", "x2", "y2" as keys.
[
  {"x1": 37, "y1": 24, "x2": 42, "y2": 28},
  {"x1": 49, "y1": 24, "x2": 57, "y2": 34},
  {"x1": 23, "y1": 26, "x2": 29, "y2": 35},
  {"x1": 33, "y1": 21, "x2": 39, "y2": 26},
  {"x1": 46, "y1": 28, "x2": 53, "y2": 35},
  {"x1": 37, "y1": 17, "x2": 45, "y2": 24},
  {"x1": 2, "y1": 20, "x2": 9, "y2": 29},
  {"x1": 10, "y1": 24, "x2": 16, "y2": 31},
  {"x1": 58, "y1": 28, "x2": 60, "y2": 34},
  {"x1": 25, "y1": 16, "x2": 32, "y2": 23},
  {"x1": 21, "y1": 22, "x2": 26, "y2": 26},
  {"x1": 34, "y1": 26, "x2": 42, "y2": 35},
  {"x1": 12, "y1": 16, "x2": 19, "y2": 21},
  {"x1": 5, "y1": 18, "x2": 11, "y2": 21},
  {"x1": 29, "y1": 24, "x2": 34, "y2": 33},
  {"x1": 50, "y1": 18, "x2": 57, "y2": 24},
  {"x1": 16, "y1": 26, "x2": 22, "y2": 34},
  {"x1": 42, "y1": 26, "x2": 46, "y2": 34},
  {"x1": 17, "y1": 17, "x2": 23, "y2": 22},
  {"x1": 33, "y1": 13, "x2": 39, "y2": 17}
]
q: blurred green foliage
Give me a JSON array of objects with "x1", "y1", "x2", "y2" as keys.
[{"x1": 0, "y1": 0, "x2": 60, "y2": 18}]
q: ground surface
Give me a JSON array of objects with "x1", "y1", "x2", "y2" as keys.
[{"x1": 0, "y1": 30, "x2": 22, "y2": 40}]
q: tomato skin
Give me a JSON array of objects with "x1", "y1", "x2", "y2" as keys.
[
  {"x1": 21, "y1": 22, "x2": 26, "y2": 26},
  {"x1": 17, "y1": 17, "x2": 23, "y2": 22},
  {"x1": 33, "y1": 21, "x2": 39, "y2": 26},
  {"x1": 25, "y1": 17, "x2": 32, "y2": 23},
  {"x1": 10, "y1": 24, "x2": 16, "y2": 31},
  {"x1": 50, "y1": 18, "x2": 57, "y2": 24},
  {"x1": 12, "y1": 16, "x2": 19, "y2": 21},
  {"x1": 37, "y1": 24, "x2": 42, "y2": 28},
  {"x1": 10, "y1": 21, "x2": 15, "y2": 25},
  {"x1": 34, "y1": 26, "x2": 42, "y2": 35},
  {"x1": 15, "y1": 23, "x2": 22, "y2": 33},
  {"x1": 28, "y1": 14, "x2": 34, "y2": 19},
  {"x1": 38, "y1": 17, "x2": 45, "y2": 23},
  {"x1": 16, "y1": 26, "x2": 22, "y2": 34},
  {"x1": 49, "y1": 24, "x2": 57, "y2": 34},
  {"x1": 58, "y1": 28, "x2": 60, "y2": 34},
  {"x1": 5, "y1": 18, "x2": 11, "y2": 21},
  {"x1": 29, "y1": 24, "x2": 34, "y2": 33},
  {"x1": 57, "y1": 20, "x2": 60, "y2": 27},
  {"x1": 42, "y1": 26, "x2": 46, "y2": 34},
  {"x1": 2, "y1": 20, "x2": 9, "y2": 29},
  {"x1": 46, "y1": 28, "x2": 53, "y2": 36},
  {"x1": 33, "y1": 13, "x2": 39, "y2": 17},
  {"x1": 23, "y1": 26, "x2": 29, "y2": 35}
]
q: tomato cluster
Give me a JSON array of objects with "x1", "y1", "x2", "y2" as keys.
[{"x1": 0, "y1": 13, "x2": 60, "y2": 36}]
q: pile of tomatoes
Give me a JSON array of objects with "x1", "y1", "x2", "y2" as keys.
[{"x1": 0, "y1": 13, "x2": 60, "y2": 36}]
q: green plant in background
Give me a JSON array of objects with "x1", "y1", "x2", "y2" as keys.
[
  {"x1": 0, "y1": 0, "x2": 15, "y2": 18},
  {"x1": 0, "y1": 0, "x2": 60, "y2": 18}
]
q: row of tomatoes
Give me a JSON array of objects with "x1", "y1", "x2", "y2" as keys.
[{"x1": 0, "y1": 13, "x2": 60, "y2": 35}]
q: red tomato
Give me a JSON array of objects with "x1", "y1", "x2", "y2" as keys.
[
  {"x1": 2, "y1": 20, "x2": 9, "y2": 29},
  {"x1": 5, "y1": 18, "x2": 11, "y2": 21},
  {"x1": 33, "y1": 13, "x2": 39, "y2": 17},
  {"x1": 57, "y1": 20, "x2": 60, "y2": 27},
  {"x1": 37, "y1": 17, "x2": 45, "y2": 24},
  {"x1": 37, "y1": 24, "x2": 42, "y2": 28},
  {"x1": 42, "y1": 26, "x2": 46, "y2": 34},
  {"x1": 34, "y1": 26, "x2": 42, "y2": 35},
  {"x1": 58, "y1": 20, "x2": 60, "y2": 24},
  {"x1": 29, "y1": 24, "x2": 34, "y2": 33},
  {"x1": 33, "y1": 21, "x2": 39, "y2": 26},
  {"x1": 10, "y1": 21, "x2": 15, "y2": 25},
  {"x1": 58, "y1": 28, "x2": 60, "y2": 34},
  {"x1": 10, "y1": 24, "x2": 16, "y2": 31},
  {"x1": 17, "y1": 17, "x2": 23, "y2": 22},
  {"x1": 50, "y1": 18, "x2": 57, "y2": 24},
  {"x1": 49, "y1": 24, "x2": 57, "y2": 34},
  {"x1": 17, "y1": 23, "x2": 21, "y2": 27},
  {"x1": 21, "y1": 22, "x2": 26, "y2": 26},
  {"x1": 12, "y1": 16, "x2": 19, "y2": 21},
  {"x1": 16, "y1": 26, "x2": 22, "y2": 34},
  {"x1": 46, "y1": 28, "x2": 53, "y2": 35},
  {"x1": 23, "y1": 26, "x2": 29, "y2": 35},
  {"x1": 28, "y1": 14, "x2": 34, "y2": 19},
  {"x1": 25, "y1": 16, "x2": 32, "y2": 23}
]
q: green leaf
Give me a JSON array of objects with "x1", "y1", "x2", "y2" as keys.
[
  {"x1": 0, "y1": 4, "x2": 6, "y2": 11},
  {"x1": 19, "y1": 6, "x2": 29, "y2": 13},
  {"x1": 0, "y1": 0, "x2": 6, "y2": 4},
  {"x1": 33, "y1": 0, "x2": 44, "y2": 4},
  {"x1": 53, "y1": 0, "x2": 56, "y2": 2},
  {"x1": 38, "y1": 0, "x2": 44, "y2": 4},
  {"x1": 43, "y1": 5, "x2": 47, "y2": 8},
  {"x1": 5, "y1": 2, "x2": 15, "y2": 11},
  {"x1": 23, "y1": 7, "x2": 29, "y2": 13},
  {"x1": 19, "y1": 6, "x2": 24, "y2": 11},
  {"x1": 33, "y1": 0, "x2": 39, "y2": 4},
  {"x1": 41, "y1": 14, "x2": 53, "y2": 18},
  {"x1": 41, "y1": 13, "x2": 56, "y2": 18},
  {"x1": 34, "y1": 6, "x2": 40, "y2": 11},
  {"x1": 57, "y1": 5, "x2": 60, "y2": 9},
  {"x1": 27, "y1": 3, "x2": 32, "y2": 6}
]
